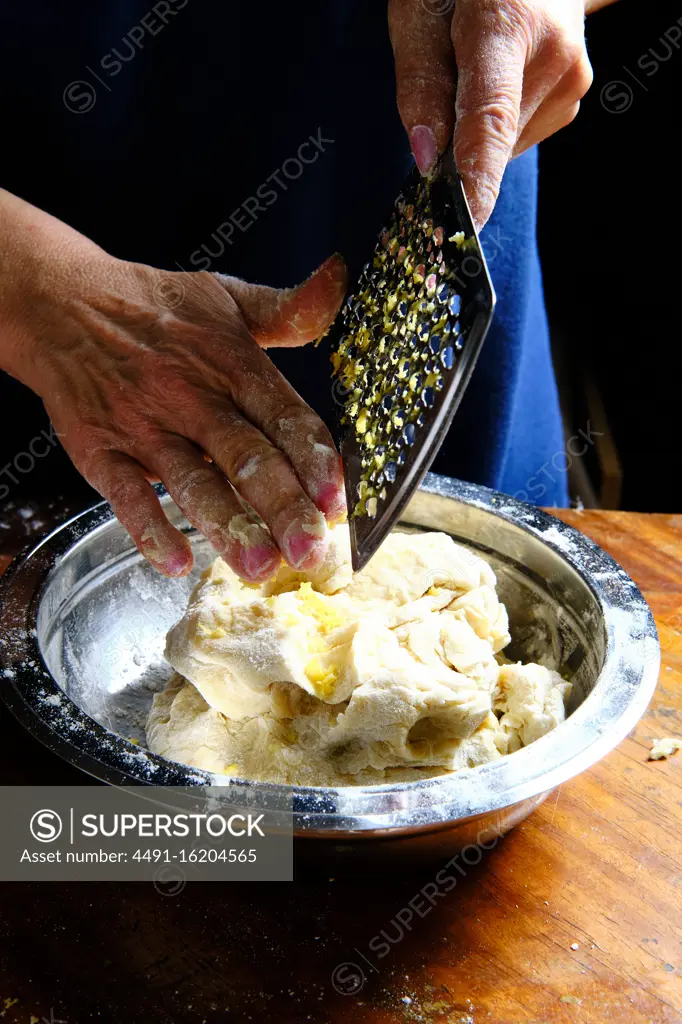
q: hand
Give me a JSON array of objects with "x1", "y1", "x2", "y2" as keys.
[
  {"x1": 0, "y1": 190, "x2": 347, "y2": 581},
  {"x1": 389, "y1": 0, "x2": 594, "y2": 229}
]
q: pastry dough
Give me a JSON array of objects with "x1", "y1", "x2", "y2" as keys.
[{"x1": 148, "y1": 525, "x2": 571, "y2": 785}]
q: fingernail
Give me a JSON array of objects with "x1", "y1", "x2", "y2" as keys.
[
  {"x1": 141, "y1": 529, "x2": 193, "y2": 577},
  {"x1": 238, "y1": 544, "x2": 281, "y2": 582},
  {"x1": 313, "y1": 481, "x2": 347, "y2": 519},
  {"x1": 163, "y1": 552, "x2": 193, "y2": 577},
  {"x1": 283, "y1": 522, "x2": 327, "y2": 570},
  {"x1": 410, "y1": 125, "x2": 438, "y2": 177},
  {"x1": 148, "y1": 549, "x2": 192, "y2": 577},
  {"x1": 286, "y1": 533, "x2": 320, "y2": 569}
]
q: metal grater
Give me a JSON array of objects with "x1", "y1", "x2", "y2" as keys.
[{"x1": 328, "y1": 150, "x2": 496, "y2": 571}]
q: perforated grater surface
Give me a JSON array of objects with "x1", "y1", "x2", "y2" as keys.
[{"x1": 329, "y1": 150, "x2": 496, "y2": 571}]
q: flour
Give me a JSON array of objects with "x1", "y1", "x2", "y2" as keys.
[{"x1": 147, "y1": 525, "x2": 571, "y2": 786}]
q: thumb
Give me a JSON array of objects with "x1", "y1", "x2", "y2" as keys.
[
  {"x1": 388, "y1": 0, "x2": 456, "y2": 176},
  {"x1": 216, "y1": 253, "x2": 347, "y2": 348},
  {"x1": 451, "y1": 12, "x2": 527, "y2": 230}
]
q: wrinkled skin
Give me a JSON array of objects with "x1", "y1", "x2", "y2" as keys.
[
  {"x1": 0, "y1": 190, "x2": 347, "y2": 581},
  {"x1": 389, "y1": 0, "x2": 595, "y2": 229},
  {"x1": 1, "y1": 1, "x2": 602, "y2": 578}
]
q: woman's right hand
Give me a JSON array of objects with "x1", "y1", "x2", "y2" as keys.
[{"x1": 0, "y1": 189, "x2": 348, "y2": 581}]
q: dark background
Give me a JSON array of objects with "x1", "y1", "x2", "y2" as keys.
[
  {"x1": 0, "y1": 0, "x2": 679, "y2": 553},
  {"x1": 0, "y1": 5, "x2": 679, "y2": 1023},
  {"x1": 538, "y1": 0, "x2": 679, "y2": 513}
]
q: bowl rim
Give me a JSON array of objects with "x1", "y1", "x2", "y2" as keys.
[{"x1": 0, "y1": 474, "x2": 660, "y2": 834}]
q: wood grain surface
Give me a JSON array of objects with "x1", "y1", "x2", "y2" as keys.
[{"x1": 0, "y1": 510, "x2": 680, "y2": 1024}]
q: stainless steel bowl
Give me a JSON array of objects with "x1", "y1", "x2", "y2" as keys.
[{"x1": 0, "y1": 475, "x2": 659, "y2": 866}]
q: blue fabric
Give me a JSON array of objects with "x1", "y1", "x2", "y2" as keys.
[
  {"x1": 433, "y1": 149, "x2": 569, "y2": 506},
  {"x1": 0, "y1": 0, "x2": 568, "y2": 506}
]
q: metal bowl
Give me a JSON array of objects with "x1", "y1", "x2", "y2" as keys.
[{"x1": 0, "y1": 475, "x2": 659, "y2": 866}]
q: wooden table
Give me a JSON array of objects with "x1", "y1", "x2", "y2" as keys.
[{"x1": 0, "y1": 510, "x2": 680, "y2": 1024}]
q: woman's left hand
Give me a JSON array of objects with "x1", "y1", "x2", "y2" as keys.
[{"x1": 388, "y1": 0, "x2": 594, "y2": 230}]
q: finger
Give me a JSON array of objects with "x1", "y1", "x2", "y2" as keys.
[
  {"x1": 514, "y1": 54, "x2": 592, "y2": 156},
  {"x1": 268, "y1": 410, "x2": 345, "y2": 521},
  {"x1": 514, "y1": 98, "x2": 581, "y2": 157},
  {"x1": 191, "y1": 405, "x2": 333, "y2": 572},
  {"x1": 83, "y1": 451, "x2": 193, "y2": 577},
  {"x1": 513, "y1": 52, "x2": 566, "y2": 141},
  {"x1": 189, "y1": 331, "x2": 346, "y2": 520},
  {"x1": 451, "y1": 11, "x2": 528, "y2": 230},
  {"x1": 147, "y1": 435, "x2": 281, "y2": 582},
  {"x1": 388, "y1": 0, "x2": 457, "y2": 175},
  {"x1": 217, "y1": 253, "x2": 347, "y2": 348}
]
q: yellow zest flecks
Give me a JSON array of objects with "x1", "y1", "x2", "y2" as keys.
[
  {"x1": 329, "y1": 176, "x2": 466, "y2": 520},
  {"x1": 198, "y1": 623, "x2": 227, "y2": 640},
  {"x1": 448, "y1": 231, "x2": 477, "y2": 253},
  {"x1": 304, "y1": 656, "x2": 340, "y2": 697},
  {"x1": 296, "y1": 582, "x2": 344, "y2": 634}
]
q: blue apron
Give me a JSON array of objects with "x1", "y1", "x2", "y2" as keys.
[{"x1": 0, "y1": 0, "x2": 568, "y2": 506}]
